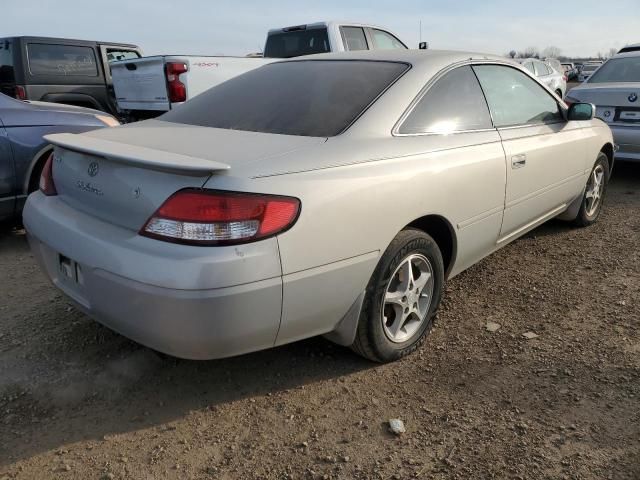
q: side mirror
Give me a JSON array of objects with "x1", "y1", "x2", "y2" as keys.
[
  {"x1": 418, "y1": 42, "x2": 428, "y2": 50},
  {"x1": 567, "y1": 102, "x2": 595, "y2": 121}
]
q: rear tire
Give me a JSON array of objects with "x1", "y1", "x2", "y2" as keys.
[
  {"x1": 573, "y1": 152, "x2": 609, "y2": 227},
  {"x1": 351, "y1": 229, "x2": 444, "y2": 363}
]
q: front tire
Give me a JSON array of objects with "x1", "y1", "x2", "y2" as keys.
[
  {"x1": 351, "y1": 229, "x2": 444, "y2": 363},
  {"x1": 573, "y1": 152, "x2": 609, "y2": 227}
]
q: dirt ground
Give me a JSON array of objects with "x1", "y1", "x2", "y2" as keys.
[{"x1": 1, "y1": 162, "x2": 639, "y2": 480}]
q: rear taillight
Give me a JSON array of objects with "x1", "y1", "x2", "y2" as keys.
[
  {"x1": 39, "y1": 153, "x2": 57, "y2": 196},
  {"x1": 15, "y1": 85, "x2": 26, "y2": 100},
  {"x1": 562, "y1": 74, "x2": 568, "y2": 82},
  {"x1": 166, "y1": 62, "x2": 188, "y2": 103},
  {"x1": 140, "y1": 189, "x2": 300, "y2": 245}
]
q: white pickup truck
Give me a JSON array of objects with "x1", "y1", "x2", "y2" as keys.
[{"x1": 112, "y1": 21, "x2": 409, "y2": 121}]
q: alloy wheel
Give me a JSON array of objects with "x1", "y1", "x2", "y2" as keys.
[
  {"x1": 585, "y1": 164, "x2": 605, "y2": 217},
  {"x1": 381, "y1": 253, "x2": 434, "y2": 343}
]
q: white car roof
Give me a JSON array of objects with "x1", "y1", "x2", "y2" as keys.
[{"x1": 267, "y1": 20, "x2": 401, "y2": 34}]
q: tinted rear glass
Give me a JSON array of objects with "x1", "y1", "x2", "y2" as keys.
[
  {"x1": 160, "y1": 60, "x2": 409, "y2": 137},
  {"x1": 588, "y1": 57, "x2": 640, "y2": 83},
  {"x1": 264, "y1": 28, "x2": 330, "y2": 58},
  {"x1": 27, "y1": 43, "x2": 98, "y2": 76}
]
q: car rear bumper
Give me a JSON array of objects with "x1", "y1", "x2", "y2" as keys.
[
  {"x1": 611, "y1": 125, "x2": 640, "y2": 162},
  {"x1": 23, "y1": 192, "x2": 283, "y2": 360}
]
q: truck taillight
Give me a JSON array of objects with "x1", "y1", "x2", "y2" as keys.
[
  {"x1": 166, "y1": 62, "x2": 188, "y2": 103},
  {"x1": 15, "y1": 85, "x2": 26, "y2": 100},
  {"x1": 39, "y1": 153, "x2": 57, "y2": 196},
  {"x1": 140, "y1": 189, "x2": 300, "y2": 246}
]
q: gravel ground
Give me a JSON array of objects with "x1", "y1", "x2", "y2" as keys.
[{"x1": 0, "y1": 162, "x2": 638, "y2": 480}]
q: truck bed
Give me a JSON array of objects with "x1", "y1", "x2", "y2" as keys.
[{"x1": 111, "y1": 55, "x2": 273, "y2": 113}]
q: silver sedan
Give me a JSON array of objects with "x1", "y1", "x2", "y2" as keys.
[
  {"x1": 567, "y1": 51, "x2": 640, "y2": 162},
  {"x1": 24, "y1": 50, "x2": 614, "y2": 362}
]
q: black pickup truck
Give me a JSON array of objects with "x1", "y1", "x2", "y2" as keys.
[{"x1": 0, "y1": 36, "x2": 142, "y2": 116}]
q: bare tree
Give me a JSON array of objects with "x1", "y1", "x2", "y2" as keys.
[
  {"x1": 521, "y1": 46, "x2": 539, "y2": 58},
  {"x1": 509, "y1": 50, "x2": 517, "y2": 59},
  {"x1": 542, "y1": 46, "x2": 562, "y2": 59},
  {"x1": 607, "y1": 47, "x2": 618, "y2": 58}
]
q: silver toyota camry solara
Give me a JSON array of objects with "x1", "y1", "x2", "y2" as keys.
[{"x1": 23, "y1": 50, "x2": 614, "y2": 362}]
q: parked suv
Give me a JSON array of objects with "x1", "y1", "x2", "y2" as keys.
[{"x1": 0, "y1": 37, "x2": 142, "y2": 116}]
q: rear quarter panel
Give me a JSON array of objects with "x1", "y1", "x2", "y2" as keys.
[
  {"x1": 204, "y1": 131, "x2": 507, "y2": 343},
  {"x1": 7, "y1": 121, "x2": 104, "y2": 197}
]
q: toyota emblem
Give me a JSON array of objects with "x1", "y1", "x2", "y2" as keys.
[
  {"x1": 629, "y1": 93, "x2": 638, "y2": 103},
  {"x1": 87, "y1": 162, "x2": 99, "y2": 177}
]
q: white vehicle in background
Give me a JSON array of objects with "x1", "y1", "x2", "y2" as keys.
[
  {"x1": 578, "y1": 62, "x2": 604, "y2": 82},
  {"x1": 518, "y1": 58, "x2": 567, "y2": 98},
  {"x1": 112, "y1": 21, "x2": 408, "y2": 121}
]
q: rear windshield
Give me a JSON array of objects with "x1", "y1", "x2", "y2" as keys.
[
  {"x1": 588, "y1": 57, "x2": 640, "y2": 83},
  {"x1": 160, "y1": 60, "x2": 409, "y2": 137},
  {"x1": 264, "y1": 28, "x2": 330, "y2": 58},
  {"x1": 27, "y1": 43, "x2": 98, "y2": 76}
]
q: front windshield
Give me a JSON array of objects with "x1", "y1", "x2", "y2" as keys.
[{"x1": 588, "y1": 57, "x2": 640, "y2": 83}]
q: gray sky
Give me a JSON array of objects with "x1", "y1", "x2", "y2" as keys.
[{"x1": 2, "y1": 0, "x2": 638, "y2": 58}]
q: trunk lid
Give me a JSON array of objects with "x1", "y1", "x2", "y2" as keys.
[
  {"x1": 45, "y1": 122, "x2": 325, "y2": 231},
  {"x1": 111, "y1": 56, "x2": 170, "y2": 111},
  {"x1": 570, "y1": 83, "x2": 640, "y2": 125}
]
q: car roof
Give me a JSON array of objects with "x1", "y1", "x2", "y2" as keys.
[
  {"x1": 613, "y1": 50, "x2": 640, "y2": 59},
  {"x1": 2, "y1": 36, "x2": 138, "y2": 48},
  {"x1": 284, "y1": 49, "x2": 507, "y2": 67},
  {"x1": 619, "y1": 43, "x2": 640, "y2": 53},
  {"x1": 267, "y1": 20, "x2": 401, "y2": 34}
]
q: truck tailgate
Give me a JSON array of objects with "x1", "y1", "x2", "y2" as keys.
[{"x1": 111, "y1": 56, "x2": 169, "y2": 111}]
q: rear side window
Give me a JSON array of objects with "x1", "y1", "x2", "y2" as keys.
[
  {"x1": 106, "y1": 49, "x2": 140, "y2": 63},
  {"x1": 534, "y1": 62, "x2": 550, "y2": 76},
  {"x1": 369, "y1": 29, "x2": 407, "y2": 50},
  {"x1": 160, "y1": 60, "x2": 409, "y2": 137},
  {"x1": 399, "y1": 66, "x2": 492, "y2": 134},
  {"x1": 264, "y1": 28, "x2": 330, "y2": 58},
  {"x1": 0, "y1": 38, "x2": 15, "y2": 84},
  {"x1": 341, "y1": 27, "x2": 368, "y2": 51},
  {"x1": 473, "y1": 65, "x2": 562, "y2": 127},
  {"x1": 522, "y1": 62, "x2": 535, "y2": 74},
  {"x1": 27, "y1": 43, "x2": 98, "y2": 76}
]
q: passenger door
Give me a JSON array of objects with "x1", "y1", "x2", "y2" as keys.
[
  {"x1": 0, "y1": 116, "x2": 16, "y2": 219},
  {"x1": 473, "y1": 64, "x2": 587, "y2": 241},
  {"x1": 396, "y1": 65, "x2": 506, "y2": 273}
]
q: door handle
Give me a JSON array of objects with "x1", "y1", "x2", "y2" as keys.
[{"x1": 511, "y1": 154, "x2": 527, "y2": 169}]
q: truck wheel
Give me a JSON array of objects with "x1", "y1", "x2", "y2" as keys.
[{"x1": 351, "y1": 229, "x2": 444, "y2": 363}]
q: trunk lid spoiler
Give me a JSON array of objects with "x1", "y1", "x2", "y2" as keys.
[{"x1": 44, "y1": 133, "x2": 231, "y2": 175}]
